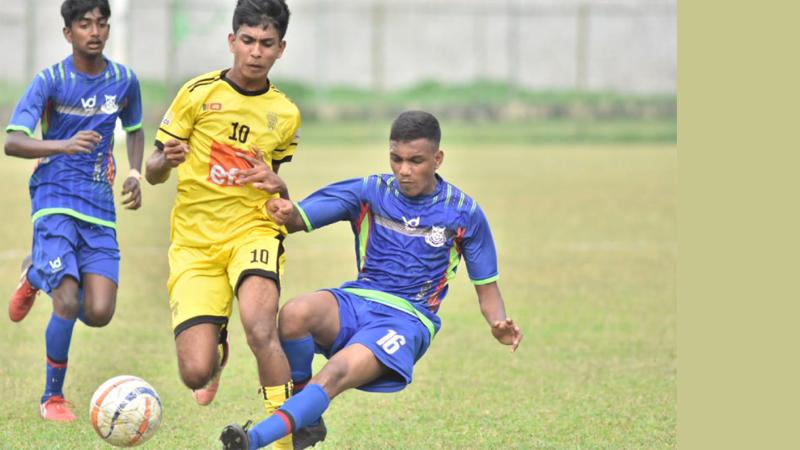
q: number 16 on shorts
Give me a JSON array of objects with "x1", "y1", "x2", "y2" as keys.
[{"x1": 377, "y1": 329, "x2": 406, "y2": 355}]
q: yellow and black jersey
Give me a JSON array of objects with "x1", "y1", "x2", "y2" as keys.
[{"x1": 155, "y1": 69, "x2": 301, "y2": 247}]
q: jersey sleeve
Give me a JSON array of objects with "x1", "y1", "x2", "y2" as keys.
[
  {"x1": 154, "y1": 81, "x2": 197, "y2": 149},
  {"x1": 272, "y1": 108, "x2": 301, "y2": 164},
  {"x1": 295, "y1": 177, "x2": 367, "y2": 231},
  {"x1": 462, "y1": 203, "x2": 500, "y2": 285},
  {"x1": 119, "y1": 70, "x2": 143, "y2": 132},
  {"x1": 5, "y1": 72, "x2": 51, "y2": 137}
]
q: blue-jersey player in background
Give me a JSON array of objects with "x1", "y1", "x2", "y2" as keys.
[
  {"x1": 3, "y1": 0, "x2": 144, "y2": 422},
  {"x1": 220, "y1": 111, "x2": 523, "y2": 449}
]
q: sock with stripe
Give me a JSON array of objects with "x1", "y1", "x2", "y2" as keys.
[
  {"x1": 42, "y1": 313, "x2": 76, "y2": 402},
  {"x1": 261, "y1": 382, "x2": 294, "y2": 450},
  {"x1": 249, "y1": 383, "x2": 330, "y2": 449}
]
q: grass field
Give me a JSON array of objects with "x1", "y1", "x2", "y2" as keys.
[{"x1": 0, "y1": 133, "x2": 676, "y2": 448}]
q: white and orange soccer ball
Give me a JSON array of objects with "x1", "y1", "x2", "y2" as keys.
[{"x1": 89, "y1": 375, "x2": 163, "y2": 447}]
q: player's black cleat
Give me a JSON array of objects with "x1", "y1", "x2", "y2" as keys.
[
  {"x1": 293, "y1": 417, "x2": 327, "y2": 450},
  {"x1": 220, "y1": 420, "x2": 252, "y2": 450}
]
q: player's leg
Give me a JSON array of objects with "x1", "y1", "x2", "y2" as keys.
[
  {"x1": 25, "y1": 215, "x2": 84, "y2": 421},
  {"x1": 229, "y1": 231, "x2": 293, "y2": 450},
  {"x1": 175, "y1": 322, "x2": 225, "y2": 389},
  {"x1": 277, "y1": 291, "x2": 340, "y2": 449},
  {"x1": 80, "y1": 274, "x2": 117, "y2": 326},
  {"x1": 76, "y1": 222, "x2": 120, "y2": 327},
  {"x1": 168, "y1": 243, "x2": 233, "y2": 404},
  {"x1": 40, "y1": 275, "x2": 81, "y2": 421},
  {"x1": 279, "y1": 290, "x2": 340, "y2": 391},
  {"x1": 223, "y1": 344, "x2": 386, "y2": 450}
]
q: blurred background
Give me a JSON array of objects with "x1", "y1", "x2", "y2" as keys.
[{"x1": 0, "y1": 0, "x2": 676, "y2": 143}]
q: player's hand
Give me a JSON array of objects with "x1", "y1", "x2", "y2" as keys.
[
  {"x1": 266, "y1": 198, "x2": 294, "y2": 225},
  {"x1": 61, "y1": 130, "x2": 101, "y2": 154},
  {"x1": 235, "y1": 147, "x2": 287, "y2": 194},
  {"x1": 491, "y1": 318, "x2": 523, "y2": 352},
  {"x1": 162, "y1": 139, "x2": 189, "y2": 167},
  {"x1": 121, "y1": 176, "x2": 142, "y2": 210}
]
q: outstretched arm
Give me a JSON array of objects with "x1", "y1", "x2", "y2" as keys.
[
  {"x1": 4, "y1": 130, "x2": 99, "y2": 159},
  {"x1": 120, "y1": 128, "x2": 144, "y2": 210},
  {"x1": 475, "y1": 282, "x2": 523, "y2": 352},
  {"x1": 266, "y1": 198, "x2": 307, "y2": 233},
  {"x1": 145, "y1": 139, "x2": 189, "y2": 185}
]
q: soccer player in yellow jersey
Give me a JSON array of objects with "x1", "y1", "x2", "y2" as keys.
[{"x1": 145, "y1": 1, "x2": 298, "y2": 448}]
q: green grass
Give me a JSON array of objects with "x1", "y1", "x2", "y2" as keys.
[{"x1": 0, "y1": 137, "x2": 676, "y2": 448}]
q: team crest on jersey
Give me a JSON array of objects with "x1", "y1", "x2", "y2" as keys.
[
  {"x1": 100, "y1": 95, "x2": 118, "y2": 114},
  {"x1": 266, "y1": 112, "x2": 278, "y2": 130},
  {"x1": 425, "y1": 226, "x2": 447, "y2": 248}
]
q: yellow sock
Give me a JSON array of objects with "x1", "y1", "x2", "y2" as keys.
[{"x1": 262, "y1": 382, "x2": 293, "y2": 449}]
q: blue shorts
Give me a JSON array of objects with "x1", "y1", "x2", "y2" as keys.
[
  {"x1": 29, "y1": 214, "x2": 120, "y2": 294},
  {"x1": 318, "y1": 288, "x2": 432, "y2": 393}
]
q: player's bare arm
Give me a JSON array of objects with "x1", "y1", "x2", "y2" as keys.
[
  {"x1": 235, "y1": 147, "x2": 288, "y2": 196},
  {"x1": 265, "y1": 198, "x2": 305, "y2": 232},
  {"x1": 475, "y1": 282, "x2": 523, "y2": 352},
  {"x1": 4, "y1": 129, "x2": 100, "y2": 159},
  {"x1": 120, "y1": 128, "x2": 144, "y2": 210},
  {"x1": 144, "y1": 138, "x2": 189, "y2": 185}
]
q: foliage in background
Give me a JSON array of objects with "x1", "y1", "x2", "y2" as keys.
[{"x1": 0, "y1": 80, "x2": 675, "y2": 144}]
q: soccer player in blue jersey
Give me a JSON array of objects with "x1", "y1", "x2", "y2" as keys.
[
  {"x1": 220, "y1": 111, "x2": 523, "y2": 449},
  {"x1": 3, "y1": 0, "x2": 144, "y2": 422}
]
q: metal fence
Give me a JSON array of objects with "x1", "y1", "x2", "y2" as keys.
[{"x1": 0, "y1": 0, "x2": 675, "y2": 94}]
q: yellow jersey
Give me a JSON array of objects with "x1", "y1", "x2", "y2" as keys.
[{"x1": 155, "y1": 70, "x2": 301, "y2": 247}]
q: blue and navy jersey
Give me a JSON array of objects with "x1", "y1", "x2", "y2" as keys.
[
  {"x1": 6, "y1": 55, "x2": 143, "y2": 228},
  {"x1": 297, "y1": 174, "x2": 499, "y2": 333}
]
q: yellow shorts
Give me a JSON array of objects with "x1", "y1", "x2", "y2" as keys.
[{"x1": 167, "y1": 228, "x2": 286, "y2": 336}]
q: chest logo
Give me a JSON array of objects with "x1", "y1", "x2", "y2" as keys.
[
  {"x1": 425, "y1": 226, "x2": 447, "y2": 248},
  {"x1": 208, "y1": 142, "x2": 257, "y2": 187},
  {"x1": 402, "y1": 216, "x2": 420, "y2": 231},
  {"x1": 80, "y1": 95, "x2": 97, "y2": 112},
  {"x1": 100, "y1": 95, "x2": 118, "y2": 114},
  {"x1": 267, "y1": 112, "x2": 278, "y2": 130}
]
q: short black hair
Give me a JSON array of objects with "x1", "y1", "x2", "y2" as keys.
[
  {"x1": 233, "y1": 0, "x2": 291, "y2": 39},
  {"x1": 390, "y1": 111, "x2": 441, "y2": 147},
  {"x1": 61, "y1": 0, "x2": 110, "y2": 27}
]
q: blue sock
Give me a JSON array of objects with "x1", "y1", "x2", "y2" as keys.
[
  {"x1": 281, "y1": 336, "x2": 320, "y2": 426},
  {"x1": 280, "y1": 336, "x2": 314, "y2": 386},
  {"x1": 248, "y1": 383, "x2": 330, "y2": 449},
  {"x1": 42, "y1": 314, "x2": 76, "y2": 402}
]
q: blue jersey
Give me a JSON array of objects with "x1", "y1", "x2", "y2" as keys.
[
  {"x1": 297, "y1": 174, "x2": 499, "y2": 334},
  {"x1": 6, "y1": 55, "x2": 143, "y2": 228}
]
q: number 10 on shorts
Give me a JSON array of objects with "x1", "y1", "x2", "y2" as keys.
[{"x1": 376, "y1": 329, "x2": 406, "y2": 354}]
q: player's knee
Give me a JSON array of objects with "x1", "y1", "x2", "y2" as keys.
[
  {"x1": 82, "y1": 302, "x2": 115, "y2": 327},
  {"x1": 178, "y1": 361, "x2": 215, "y2": 390},
  {"x1": 51, "y1": 294, "x2": 81, "y2": 319},
  {"x1": 244, "y1": 321, "x2": 279, "y2": 351},
  {"x1": 278, "y1": 300, "x2": 310, "y2": 339}
]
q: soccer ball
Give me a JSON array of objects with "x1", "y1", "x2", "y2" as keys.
[{"x1": 89, "y1": 375, "x2": 163, "y2": 447}]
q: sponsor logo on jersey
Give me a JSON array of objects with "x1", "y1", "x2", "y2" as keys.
[
  {"x1": 202, "y1": 102, "x2": 223, "y2": 111},
  {"x1": 48, "y1": 257, "x2": 64, "y2": 273},
  {"x1": 208, "y1": 141, "x2": 256, "y2": 187},
  {"x1": 402, "y1": 216, "x2": 420, "y2": 231},
  {"x1": 80, "y1": 95, "x2": 97, "y2": 112}
]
